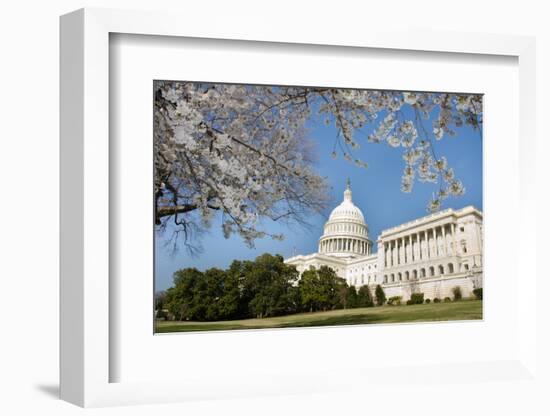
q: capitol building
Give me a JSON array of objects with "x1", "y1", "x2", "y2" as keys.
[{"x1": 285, "y1": 181, "x2": 483, "y2": 301}]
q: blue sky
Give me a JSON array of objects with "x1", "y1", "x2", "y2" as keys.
[{"x1": 155, "y1": 99, "x2": 483, "y2": 291}]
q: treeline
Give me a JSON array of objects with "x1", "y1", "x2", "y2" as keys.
[{"x1": 157, "y1": 253, "x2": 386, "y2": 322}]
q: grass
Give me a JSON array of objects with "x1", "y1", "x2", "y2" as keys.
[{"x1": 155, "y1": 299, "x2": 482, "y2": 333}]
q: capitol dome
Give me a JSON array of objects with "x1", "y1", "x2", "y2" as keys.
[
  {"x1": 318, "y1": 180, "x2": 372, "y2": 258},
  {"x1": 328, "y1": 186, "x2": 365, "y2": 222}
]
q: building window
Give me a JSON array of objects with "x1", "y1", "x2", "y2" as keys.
[
  {"x1": 463, "y1": 263, "x2": 470, "y2": 271},
  {"x1": 438, "y1": 265, "x2": 444, "y2": 275},
  {"x1": 448, "y1": 263, "x2": 454, "y2": 274}
]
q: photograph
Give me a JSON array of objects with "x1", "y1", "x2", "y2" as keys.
[{"x1": 153, "y1": 81, "x2": 483, "y2": 333}]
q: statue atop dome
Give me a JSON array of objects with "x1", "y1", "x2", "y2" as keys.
[{"x1": 344, "y1": 178, "x2": 352, "y2": 201}]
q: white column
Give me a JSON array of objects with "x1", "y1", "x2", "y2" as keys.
[
  {"x1": 433, "y1": 228, "x2": 438, "y2": 257},
  {"x1": 424, "y1": 230, "x2": 430, "y2": 259},
  {"x1": 396, "y1": 240, "x2": 400, "y2": 265},
  {"x1": 442, "y1": 225, "x2": 448, "y2": 256},
  {"x1": 451, "y1": 223, "x2": 456, "y2": 255}
]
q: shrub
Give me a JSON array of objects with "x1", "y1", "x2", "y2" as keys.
[
  {"x1": 357, "y1": 285, "x2": 375, "y2": 307},
  {"x1": 444, "y1": 297, "x2": 451, "y2": 302},
  {"x1": 425, "y1": 298, "x2": 431, "y2": 304},
  {"x1": 388, "y1": 296, "x2": 403, "y2": 306},
  {"x1": 375, "y1": 285, "x2": 386, "y2": 306},
  {"x1": 473, "y1": 288, "x2": 483, "y2": 300},
  {"x1": 433, "y1": 298, "x2": 441, "y2": 303},
  {"x1": 406, "y1": 300, "x2": 413, "y2": 305},
  {"x1": 409, "y1": 293, "x2": 424, "y2": 305},
  {"x1": 452, "y1": 286, "x2": 462, "y2": 301}
]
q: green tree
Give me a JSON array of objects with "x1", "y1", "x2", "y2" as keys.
[
  {"x1": 154, "y1": 290, "x2": 168, "y2": 319},
  {"x1": 299, "y1": 266, "x2": 347, "y2": 312},
  {"x1": 375, "y1": 284, "x2": 386, "y2": 306},
  {"x1": 216, "y1": 266, "x2": 243, "y2": 320},
  {"x1": 201, "y1": 268, "x2": 228, "y2": 320},
  {"x1": 242, "y1": 254, "x2": 299, "y2": 318},
  {"x1": 345, "y1": 286, "x2": 359, "y2": 309},
  {"x1": 357, "y1": 285, "x2": 374, "y2": 307},
  {"x1": 165, "y1": 267, "x2": 203, "y2": 320}
]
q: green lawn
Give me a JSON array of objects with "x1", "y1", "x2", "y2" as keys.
[{"x1": 155, "y1": 299, "x2": 482, "y2": 333}]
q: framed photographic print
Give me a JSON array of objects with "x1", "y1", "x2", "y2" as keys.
[
  {"x1": 152, "y1": 80, "x2": 484, "y2": 334},
  {"x1": 60, "y1": 7, "x2": 539, "y2": 408}
]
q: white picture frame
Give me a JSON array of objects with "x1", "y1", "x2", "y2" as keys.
[{"x1": 60, "y1": 7, "x2": 538, "y2": 408}]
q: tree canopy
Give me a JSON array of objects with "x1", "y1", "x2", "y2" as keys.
[
  {"x1": 154, "y1": 81, "x2": 482, "y2": 251},
  {"x1": 163, "y1": 255, "x2": 375, "y2": 321}
]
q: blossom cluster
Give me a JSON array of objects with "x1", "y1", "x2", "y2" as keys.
[{"x1": 154, "y1": 81, "x2": 482, "y2": 249}]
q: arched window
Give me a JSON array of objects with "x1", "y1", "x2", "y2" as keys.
[
  {"x1": 391, "y1": 273, "x2": 395, "y2": 282},
  {"x1": 448, "y1": 263, "x2": 454, "y2": 274},
  {"x1": 463, "y1": 263, "x2": 470, "y2": 271},
  {"x1": 429, "y1": 266, "x2": 435, "y2": 276},
  {"x1": 420, "y1": 268, "x2": 426, "y2": 278},
  {"x1": 405, "y1": 271, "x2": 410, "y2": 280},
  {"x1": 398, "y1": 272, "x2": 402, "y2": 281},
  {"x1": 438, "y1": 265, "x2": 444, "y2": 275},
  {"x1": 384, "y1": 275, "x2": 388, "y2": 283},
  {"x1": 413, "y1": 270, "x2": 418, "y2": 279}
]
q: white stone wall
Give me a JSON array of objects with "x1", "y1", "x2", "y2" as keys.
[{"x1": 382, "y1": 273, "x2": 481, "y2": 302}]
